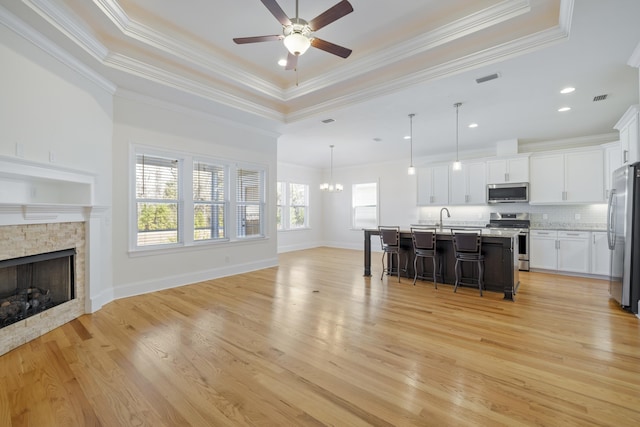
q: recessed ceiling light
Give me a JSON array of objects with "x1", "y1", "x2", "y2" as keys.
[
  {"x1": 277, "y1": 59, "x2": 287, "y2": 67},
  {"x1": 373, "y1": 137, "x2": 382, "y2": 142},
  {"x1": 321, "y1": 118, "x2": 335, "y2": 124},
  {"x1": 560, "y1": 87, "x2": 575, "y2": 94},
  {"x1": 404, "y1": 135, "x2": 411, "y2": 140},
  {"x1": 468, "y1": 123, "x2": 478, "y2": 128},
  {"x1": 558, "y1": 106, "x2": 571, "y2": 112}
]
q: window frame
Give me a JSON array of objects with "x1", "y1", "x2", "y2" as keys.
[
  {"x1": 352, "y1": 181, "x2": 379, "y2": 230},
  {"x1": 130, "y1": 145, "x2": 268, "y2": 254},
  {"x1": 276, "y1": 181, "x2": 310, "y2": 231}
]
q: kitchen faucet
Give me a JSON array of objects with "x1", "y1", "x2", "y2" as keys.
[{"x1": 439, "y1": 207, "x2": 450, "y2": 230}]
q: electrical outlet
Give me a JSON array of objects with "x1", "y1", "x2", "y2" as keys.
[
  {"x1": 49, "y1": 151, "x2": 56, "y2": 163},
  {"x1": 16, "y1": 143, "x2": 24, "y2": 158}
]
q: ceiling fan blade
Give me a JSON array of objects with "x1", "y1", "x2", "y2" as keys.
[
  {"x1": 285, "y1": 52, "x2": 298, "y2": 70},
  {"x1": 308, "y1": 0, "x2": 353, "y2": 31},
  {"x1": 311, "y1": 38, "x2": 352, "y2": 58},
  {"x1": 233, "y1": 35, "x2": 283, "y2": 44},
  {"x1": 260, "y1": 0, "x2": 291, "y2": 26}
]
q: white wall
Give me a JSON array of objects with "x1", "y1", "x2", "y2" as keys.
[
  {"x1": 277, "y1": 162, "x2": 324, "y2": 252},
  {"x1": 322, "y1": 159, "x2": 420, "y2": 250},
  {"x1": 111, "y1": 94, "x2": 278, "y2": 299},
  {"x1": 0, "y1": 22, "x2": 114, "y2": 310}
]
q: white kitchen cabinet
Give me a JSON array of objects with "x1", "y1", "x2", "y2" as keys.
[
  {"x1": 615, "y1": 105, "x2": 639, "y2": 165},
  {"x1": 604, "y1": 142, "x2": 622, "y2": 200},
  {"x1": 557, "y1": 231, "x2": 590, "y2": 273},
  {"x1": 530, "y1": 148, "x2": 604, "y2": 204},
  {"x1": 417, "y1": 164, "x2": 449, "y2": 206},
  {"x1": 449, "y1": 161, "x2": 486, "y2": 205},
  {"x1": 486, "y1": 156, "x2": 529, "y2": 184},
  {"x1": 591, "y1": 231, "x2": 611, "y2": 276},
  {"x1": 530, "y1": 230, "x2": 558, "y2": 270}
]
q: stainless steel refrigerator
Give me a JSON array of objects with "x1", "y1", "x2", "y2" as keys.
[{"x1": 607, "y1": 162, "x2": 640, "y2": 314}]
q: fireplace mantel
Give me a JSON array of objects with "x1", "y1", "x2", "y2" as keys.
[{"x1": 0, "y1": 155, "x2": 109, "y2": 355}]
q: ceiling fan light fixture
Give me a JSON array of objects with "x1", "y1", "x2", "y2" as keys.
[{"x1": 284, "y1": 32, "x2": 311, "y2": 56}]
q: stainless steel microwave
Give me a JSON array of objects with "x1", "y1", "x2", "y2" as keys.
[{"x1": 487, "y1": 182, "x2": 529, "y2": 203}]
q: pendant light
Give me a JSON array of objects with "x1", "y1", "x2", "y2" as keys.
[
  {"x1": 320, "y1": 145, "x2": 343, "y2": 192},
  {"x1": 407, "y1": 113, "x2": 416, "y2": 175},
  {"x1": 452, "y1": 102, "x2": 462, "y2": 171}
]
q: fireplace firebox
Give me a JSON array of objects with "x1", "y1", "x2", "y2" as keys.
[{"x1": 0, "y1": 248, "x2": 76, "y2": 328}]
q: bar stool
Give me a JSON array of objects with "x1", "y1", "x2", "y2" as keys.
[
  {"x1": 451, "y1": 229, "x2": 485, "y2": 296},
  {"x1": 411, "y1": 227, "x2": 440, "y2": 288},
  {"x1": 378, "y1": 226, "x2": 407, "y2": 282}
]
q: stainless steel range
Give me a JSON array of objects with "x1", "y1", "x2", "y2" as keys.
[{"x1": 486, "y1": 212, "x2": 530, "y2": 271}]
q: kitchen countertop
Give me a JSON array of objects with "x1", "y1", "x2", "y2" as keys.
[{"x1": 530, "y1": 223, "x2": 607, "y2": 232}]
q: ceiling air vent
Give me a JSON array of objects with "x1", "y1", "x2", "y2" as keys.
[
  {"x1": 475, "y1": 73, "x2": 500, "y2": 84},
  {"x1": 593, "y1": 94, "x2": 608, "y2": 102},
  {"x1": 321, "y1": 118, "x2": 335, "y2": 124}
]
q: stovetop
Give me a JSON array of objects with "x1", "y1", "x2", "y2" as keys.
[{"x1": 486, "y1": 212, "x2": 530, "y2": 229}]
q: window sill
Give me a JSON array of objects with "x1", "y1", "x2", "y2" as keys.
[
  {"x1": 128, "y1": 235, "x2": 270, "y2": 258},
  {"x1": 277, "y1": 227, "x2": 311, "y2": 233}
]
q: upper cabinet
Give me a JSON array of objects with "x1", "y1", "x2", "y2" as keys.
[
  {"x1": 615, "y1": 105, "x2": 640, "y2": 165},
  {"x1": 604, "y1": 142, "x2": 623, "y2": 199},
  {"x1": 449, "y1": 161, "x2": 486, "y2": 205},
  {"x1": 486, "y1": 156, "x2": 529, "y2": 184},
  {"x1": 530, "y1": 148, "x2": 604, "y2": 204},
  {"x1": 417, "y1": 164, "x2": 449, "y2": 206}
]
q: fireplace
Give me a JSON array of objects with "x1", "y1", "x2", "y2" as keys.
[
  {"x1": 0, "y1": 155, "x2": 107, "y2": 356},
  {"x1": 0, "y1": 248, "x2": 76, "y2": 328}
]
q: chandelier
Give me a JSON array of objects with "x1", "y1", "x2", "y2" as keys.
[{"x1": 320, "y1": 145, "x2": 343, "y2": 192}]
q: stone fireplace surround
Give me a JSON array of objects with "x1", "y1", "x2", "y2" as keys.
[
  {"x1": 0, "y1": 155, "x2": 106, "y2": 355},
  {"x1": 0, "y1": 222, "x2": 85, "y2": 354}
]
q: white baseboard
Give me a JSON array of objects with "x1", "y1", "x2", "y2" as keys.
[{"x1": 111, "y1": 257, "x2": 278, "y2": 301}]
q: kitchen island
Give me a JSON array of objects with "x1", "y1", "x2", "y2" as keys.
[{"x1": 363, "y1": 228, "x2": 520, "y2": 300}]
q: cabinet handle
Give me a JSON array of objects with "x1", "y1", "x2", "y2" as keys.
[
  {"x1": 538, "y1": 232, "x2": 550, "y2": 235},
  {"x1": 465, "y1": 194, "x2": 469, "y2": 203},
  {"x1": 566, "y1": 233, "x2": 579, "y2": 236},
  {"x1": 593, "y1": 235, "x2": 596, "y2": 244},
  {"x1": 624, "y1": 150, "x2": 629, "y2": 163},
  {"x1": 430, "y1": 196, "x2": 434, "y2": 203},
  {"x1": 505, "y1": 172, "x2": 509, "y2": 182},
  {"x1": 556, "y1": 240, "x2": 560, "y2": 249}
]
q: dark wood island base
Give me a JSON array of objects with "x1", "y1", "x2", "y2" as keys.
[{"x1": 364, "y1": 229, "x2": 520, "y2": 301}]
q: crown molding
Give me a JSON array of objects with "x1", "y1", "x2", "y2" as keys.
[
  {"x1": 628, "y1": 40, "x2": 640, "y2": 68},
  {"x1": 93, "y1": 0, "x2": 284, "y2": 99},
  {"x1": 0, "y1": 3, "x2": 116, "y2": 93},
  {"x1": 105, "y1": 53, "x2": 284, "y2": 121},
  {"x1": 286, "y1": 24, "x2": 570, "y2": 123},
  {"x1": 285, "y1": 0, "x2": 532, "y2": 99},
  {"x1": 519, "y1": 132, "x2": 618, "y2": 153},
  {"x1": 115, "y1": 88, "x2": 282, "y2": 138}
]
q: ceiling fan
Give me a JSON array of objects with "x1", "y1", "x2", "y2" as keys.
[{"x1": 233, "y1": 0, "x2": 354, "y2": 70}]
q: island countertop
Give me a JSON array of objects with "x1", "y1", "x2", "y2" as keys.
[{"x1": 363, "y1": 228, "x2": 519, "y2": 300}]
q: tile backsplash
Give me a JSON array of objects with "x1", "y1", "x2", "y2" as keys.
[{"x1": 418, "y1": 203, "x2": 608, "y2": 230}]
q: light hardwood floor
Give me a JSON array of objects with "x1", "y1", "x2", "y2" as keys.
[{"x1": 1, "y1": 247, "x2": 639, "y2": 426}]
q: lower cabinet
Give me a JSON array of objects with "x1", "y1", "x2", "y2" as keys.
[
  {"x1": 591, "y1": 231, "x2": 611, "y2": 276},
  {"x1": 530, "y1": 230, "x2": 558, "y2": 270},
  {"x1": 530, "y1": 230, "x2": 603, "y2": 275},
  {"x1": 557, "y1": 231, "x2": 590, "y2": 273}
]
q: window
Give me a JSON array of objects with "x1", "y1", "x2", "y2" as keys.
[
  {"x1": 193, "y1": 160, "x2": 227, "y2": 241},
  {"x1": 352, "y1": 182, "x2": 378, "y2": 229},
  {"x1": 133, "y1": 146, "x2": 267, "y2": 251},
  {"x1": 136, "y1": 154, "x2": 180, "y2": 247},
  {"x1": 277, "y1": 182, "x2": 309, "y2": 230},
  {"x1": 236, "y1": 167, "x2": 265, "y2": 238},
  {"x1": 276, "y1": 182, "x2": 284, "y2": 230}
]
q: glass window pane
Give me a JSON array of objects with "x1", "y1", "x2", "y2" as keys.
[
  {"x1": 194, "y1": 203, "x2": 226, "y2": 240},
  {"x1": 237, "y1": 205, "x2": 262, "y2": 237},
  {"x1": 289, "y1": 207, "x2": 306, "y2": 228},
  {"x1": 137, "y1": 202, "x2": 178, "y2": 246},
  {"x1": 136, "y1": 155, "x2": 178, "y2": 200}
]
